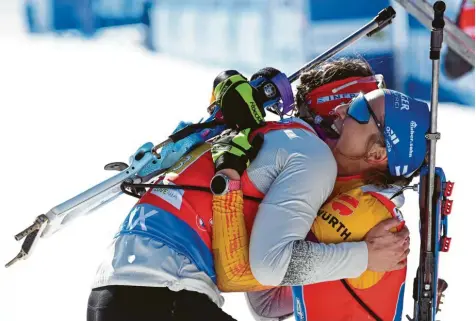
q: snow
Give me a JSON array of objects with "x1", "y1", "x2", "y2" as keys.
[{"x1": 0, "y1": 3, "x2": 475, "y2": 321}]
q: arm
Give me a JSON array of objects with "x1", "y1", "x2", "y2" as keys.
[
  {"x1": 248, "y1": 128, "x2": 369, "y2": 286},
  {"x1": 212, "y1": 189, "x2": 272, "y2": 292},
  {"x1": 210, "y1": 128, "x2": 271, "y2": 292},
  {"x1": 245, "y1": 287, "x2": 294, "y2": 321}
]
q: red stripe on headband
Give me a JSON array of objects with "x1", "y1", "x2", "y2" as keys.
[{"x1": 305, "y1": 76, "x2": 381, "y2": 117}]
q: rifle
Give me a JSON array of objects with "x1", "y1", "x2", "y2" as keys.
[{"x1": 406, "y1": 2, "x2": 454, "y2": 320}]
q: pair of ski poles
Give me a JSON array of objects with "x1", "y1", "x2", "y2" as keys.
[{"x1": 6, "y1": 5, "x2": 398, "y2": 269}]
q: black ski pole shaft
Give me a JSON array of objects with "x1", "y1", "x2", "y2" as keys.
[{"x1": 288, "y1": 6, "x2": 396, "y2": 83}]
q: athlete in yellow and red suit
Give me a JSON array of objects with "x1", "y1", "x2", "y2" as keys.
[
  {"x1": 213, "y1": 175, "x2": 406, "y2": 321},
  {"x1": 212, "y1": 77, "x2": 407, "y2": 321}
]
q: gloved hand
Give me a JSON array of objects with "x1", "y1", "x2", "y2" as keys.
[
  {"x1": 212, "y1": 70, "x2": 266, "y2": 130},
  {"x1": 211, "y1": 128, "x2": 264, "y2": 176}
]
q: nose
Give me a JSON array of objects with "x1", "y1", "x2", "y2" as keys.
[{"x1": 334, "y1": 104, "x2": 349, "y2": 120}]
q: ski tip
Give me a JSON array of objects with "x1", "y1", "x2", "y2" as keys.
[{"x1": 5, "y1": 252, "x2": 23, "y2": 268}]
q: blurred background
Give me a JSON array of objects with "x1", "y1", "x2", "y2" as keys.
[
  {"x1": 0, "y1": 1, "x2": 474, "y2": 321},
  {"x1": 9, "y1": 0, "x2": 474, "y2": 106}
]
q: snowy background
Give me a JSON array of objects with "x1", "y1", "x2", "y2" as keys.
[{"x1": 0, "y1": 1, "x2": 475, "y2": 321}]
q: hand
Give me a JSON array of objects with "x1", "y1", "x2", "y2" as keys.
[
  {"x1": 211, "y1": 128, "x2": 264, "y2": 176},
  {"x1": 364, "y1": 218, "x2": 410, "y2": 272},
  {"x1": 212, "y1": 70, "x2": 266, "y2": 130}
]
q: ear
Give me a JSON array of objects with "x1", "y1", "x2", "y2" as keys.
[{"x1": 366, "y1": 143, "x2": 388, "y2": 165}]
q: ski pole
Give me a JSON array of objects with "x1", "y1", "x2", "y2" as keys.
[
  {"x1": 410, "y1": 2, "x2": 446, "y2": 321},
  {"x1": 288, "y1": 6, "x2": 396, "y2": 83},
  {"x1": 424, "y1": 3, "x2": 445, "y2": 321},
  {"x1": 426, "y1": 0, "x2": 445, "y2": 260},
  {"x1": 5, "y1": 5, "x2": 397, "y2": 269},
  {"x1": 394, "y1": 0, "x2": 474, "y2": 67}
]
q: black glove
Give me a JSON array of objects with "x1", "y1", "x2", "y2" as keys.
[
  {"x1": 212, "y1": 70, "x2": 266, "y2": 130},
  {"x1": 211, "y1": 128, "x2": 264, "y2": 175}
]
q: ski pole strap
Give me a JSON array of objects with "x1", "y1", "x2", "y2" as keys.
[
  {"x1": 152, "y1": 120, "x2": 224, "y2": 157},
  {"x1": 168, "y1": 120, "x2": 222, "y2": 143},
  {"x1": 340, "y1": 279, "x2": 383, "y2": 321},
  {"x1": 121, "y1": 181, "x2": 263, "y2": 203}
]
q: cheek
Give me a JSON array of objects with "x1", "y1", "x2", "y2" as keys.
[{"x1": 337, "y1": 119, "x2": 369, "y2": 153}]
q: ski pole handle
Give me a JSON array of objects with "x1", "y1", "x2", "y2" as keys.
[
  {"x1": 430, "y1": 1, "x2": 446, "y2": 60},
  {"x1": 288, "y1": 6, "x2": 396, "y2": 83},
  {"x1": 367, "y1": 6, "x2": 398, "y2": 37}
]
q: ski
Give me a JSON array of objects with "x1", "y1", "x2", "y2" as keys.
[{"x1": 5, "y1": 6, "x2": 398, "y2": 268}]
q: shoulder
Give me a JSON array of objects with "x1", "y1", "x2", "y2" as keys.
[
  {"x1": 340, "y1": 186, "x2": 405, "y2": 231},
  {"x1": 360, "y1": 186, "x2": 405, "y2": 225},
  {"x1": 335, "y1": 187, "x2": 403, "y2": 220},
  {"x1": 312, "y1": 185, "x2": 404, "y2": 243},
  {"x1": 255, "y1": 118, "x2": 336, "y2": 170},
  {"x1": 247, "y1": 118, "x2": 337, "y2": 194}
]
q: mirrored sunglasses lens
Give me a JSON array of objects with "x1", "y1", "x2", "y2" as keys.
[{"x1": 347, "y1": 97, "x2": 371, "y2": 124}]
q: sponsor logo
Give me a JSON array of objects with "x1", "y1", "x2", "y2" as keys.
[
  {"x1": 316, "y1": 92, "x2": 359, "y2": 103},
  {"x1": 152, "y1": 181, "x2": 184, "y2": 210},
  {"x1": 409, "y1": 121, "x2": 417, "y2": 158},
  {"x1": 295, "y1": 298, "x2": 304, "y2": 321},
  {"x1": 386, "y1": 138, "x2": 392, "y2": 152},
  {"x1": 250, "y1": 100, "x2": 263, "y2": 122},
  {"x1": 317, "y1": 209, "x2": 352, "y2": 241},
  {"x1": 394, "y1": 165, "x2": 409, "y2": 176},
  {"x1": 386, "y1": 126, "x2": 400, "y2": 145},
  {"x1": 196, "y1": 216, "x2": 207, "y2": 231},
  {"x1": 216, "y1": 79, "x2": 233, "y2": 100},
  {"x1": 263, "y1": 83, "x2": 276, "y2": 98},
  {"x1": 171, "y1": 155, "x2": 192, "y2": 172},
  {"x1": 284, "y1": 129, "x2": 298, "y2": 139},
  {"x1": 168, "y1": 143, "x2": 210, "y2": 175},
  {"x1": 331, "y1": 194, "x2": 359, "y2": 216},
  {"x1": 393, "y1": 207, "x2": 404, "y2": 221},
  {"x1": 400, "y1": 94, "x2": 410, "y2": 110}
]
